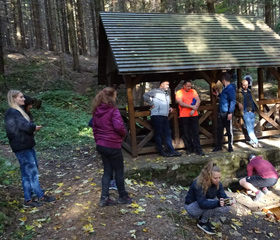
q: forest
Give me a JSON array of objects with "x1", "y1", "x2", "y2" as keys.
[
  {"x1": 1, "y1": 0, "x2": 280, "y2": 76},
  {"x1": 1, "y1": 0, "x2": 280, "y2": 239}
]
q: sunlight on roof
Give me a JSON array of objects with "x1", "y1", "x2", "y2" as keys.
[
  {"x1": 236, "y1": 16, "x2": 255, "y2": 31},
  {"x1": 185, "y1": 38, "x2": 207, "y2": 53},
  {"x1": 256, "y1": 20, "x2": 272, "y2": 32},
  {"x1": 215, "y1": 15, "x2": 235, "y2": 30},
  {"x1": 201, "y1": 15, "x2": 214, "y2": 22}
]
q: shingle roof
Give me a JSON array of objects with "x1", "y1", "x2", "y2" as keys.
[{"x1": 100, "y1": 12, "x2": 280, "y2": 75}]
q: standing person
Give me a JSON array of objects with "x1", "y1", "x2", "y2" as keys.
[
  {"x1": 4, "y1": 90, "x2": 55, "y2": 208},
  {"x1": 243, "y1": 72, "x2": 253, "y2": 90},
  {"x1": 143, "y1": 80, "x2": 182, "y2": 157},
  {"x1": 185, "y1": 162, "x2": 235, "y2": 235},
  {"x1": 176, "y1": 80, "x2": 204, "y2": 156},
  {"x1": 91, "y1": 87, "x2": 133, "y2": 207},
  {"x1": 212, "y1": 73, "x2": 236, "y2": 152},
  {"x1": 236, "y1": 80, "x2": 262, "y2": 148},
  {"x1": 239, "y1": 154, "x2": 279, "y2": 201}
]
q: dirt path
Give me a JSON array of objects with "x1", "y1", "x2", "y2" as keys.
[{"x1": 1, "y1": 144, "x2": 280, "y2": 240}]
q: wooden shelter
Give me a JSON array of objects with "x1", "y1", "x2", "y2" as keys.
[{"x1": 98, "y1": 12, "x2": 280, "y2": 157}]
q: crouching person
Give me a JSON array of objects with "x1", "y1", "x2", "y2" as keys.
[
  {"x1": 184, "y1": 162, "x2": 235, "y2": 235},
  {"x1": 239, "y1": 154, "x2": 279, "y2": 202}
]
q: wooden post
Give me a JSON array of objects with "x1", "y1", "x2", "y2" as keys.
[
  {"x1": 124, "y1": 75, "x2": 138, "y2": 157},
  {"x1": 278, "y1": 67, "x2": 280, "y2": 99},
  {"x1": 210, "y1": 71, "x2": 218, "y2": 145},
  {"x1": 237, "y1": 69, "x2": 242, "y2": 89},
  {"x1": 258, "y1": 68, "x2": 264, "y2": 100}
]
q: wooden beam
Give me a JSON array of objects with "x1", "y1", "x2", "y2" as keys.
[
  {"x1": 258, "y1": 68, "x2": 264, "y2": 100},
  {"x1": 259, "y1": 110, "x2": 280, "y2": 130},
  {"x1": 237, "y1": 69, "x2": 242, "y2": 89},
  {"x1": 124, "y1": 75, "x2": 138, "y2": 157},
  {"x1": 137, "y1": 131, "x2": 154, "y2": 148},
  {"x1": 135, "y1": 117, "x2": 153, "y2": 131}
]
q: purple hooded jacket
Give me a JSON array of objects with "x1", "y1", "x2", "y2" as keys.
[{"x1": 92, "y1": 103, "x2": 126, "y2": 149}]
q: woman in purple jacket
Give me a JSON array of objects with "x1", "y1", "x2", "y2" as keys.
[{"x1": 91, "y1": 87, "x2": 132, "y2": 207}]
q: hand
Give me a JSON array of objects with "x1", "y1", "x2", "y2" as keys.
[
  {"x1": 227, "y1": 113, "x2": 232, "y2": 121},
  {"x1": 169, "y1": 107, "x2": 173, "y2": 113},
  {"x1": 190, "y1": 109, "x2": 195, "y2": 116},
  {"x1": 212, "y1": 88, "x2": 219, "y2": 96},
  {"x1": 150, "y1": 105, "x2": 155, "y2": 110},
  {"x1": 36, "y1": 125, "x2": 42, "y2": 131},
  {"x1": 192, "y1": 105, "x2": 198, "y2": 110},
  {"x1": 238, "y1": 103, "x2": 243, "y2": 110},
  {"x1": 219, "y1": 198, "x2": 225, "y2": 207}
]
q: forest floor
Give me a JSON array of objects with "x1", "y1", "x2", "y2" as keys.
[{"x1": 1, "y1": 50, "x2": 280, "y2": 240}]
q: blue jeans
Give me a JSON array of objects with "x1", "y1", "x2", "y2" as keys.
[
  {"x1": 96, "y1": 145, "x2": 127, "y2": 199},
  {"x1": 151, "y1": 115, "x2": 175, "y2": 153},
  {"x1": 15, "y1": 148, "x2": 44, "y2": 201},
  {"x1": 243, "y1": 111, "x2": 258, "y2": 144}
]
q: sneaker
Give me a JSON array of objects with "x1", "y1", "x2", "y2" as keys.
[
  {"x1": 250, "y1": 142, "x2": 258, "y2": 148},
  {"x1": 257, "y1": 143, "x2": 263, "y2": 148},
  {"x1": 99, "y1": 197, "x2": 116, "y2": 207},
  {"x1": 24, "y1": 200, "x2": 42, "y2": 208},
  {"x1": 262, "y1": 187, "x2": 269, "y2": 194},
  {"x1": 109, "y1": 180, "x2": 118, "y2": 190},
  {"x1": 212, "y1": 147, "x2": 222, "y2": 152},
  {"x1": 197, "y1": 221, "x2": 215, "y2": 235},
  {"x1": 254, "y1": 191, "x2": 264, "y2": 202},
  {"x1": 117, "y1": 195, "x2": 133, "y2": 204},
  {"x1": 228, "y1": 147, "x2": 233, "y2": 152},
  {"x1": 168, "y1": 151, "x2": 182, "y2": 157},
  {"x1": 39, "y1": 195, "x2": 56, "y2": 203},
  {"x1": 196, "y1": 151, "x2": 205, "y2": 156},
  {"x1": 159, "y1": 150, "x2": 168, "y2": 157},
  {"x1": 208, "y1": 221, "x2": 216, "y2": 230}
]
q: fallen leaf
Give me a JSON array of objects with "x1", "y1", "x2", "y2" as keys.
[
  {"x1": 54, "y1": 226, "x2": 62, "y2": 230},
  {"x1": 157, "y1": 215, "x2": 162, "y2": 219},
  {"x1": 82, "y1": 224, "x2": 94, "y2": 233},
  {"x1": 19, "y1": 216, "x2": 27, "y2": 222}
]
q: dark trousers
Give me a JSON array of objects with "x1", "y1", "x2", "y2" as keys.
[
  {"x1": 96, "y1": 145, "x2": 127, "y2": 199},
  {"x1": 151, "y1": 115, "x2": 175, "y2": 153},
  {"x1": 216, "y1": 112, "x2": 233, "y2": 148},
  {"x1": 181, "y1": 116, "x2": 202, "y2": 153}
]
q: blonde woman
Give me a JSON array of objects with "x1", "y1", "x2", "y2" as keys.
[
  {"x1": 184, "y1": 162, "x2": 235, "y2": 235},
  {"x1": 4, "y1": 90, "x2": 55, "y2": 207}
]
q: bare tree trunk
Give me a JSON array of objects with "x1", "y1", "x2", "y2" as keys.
[
  {"x1": 55, "y1": 0, "x2": 65, "y2": 75},
  {"x1": 60, "y1": 0, "x2": 70, "y2": 54},
  {"x1": 76, "y1": 0, "x2": 87, "y2": 55},
  {"x1": 66, "y1": 0, "x2": 80, "y2": 71},
  {"x1": 3, "y1": 0, "x2": 12, "y2": 47},
  {"x1": 0, "y1": 16, "x2": 4, "y2": 75},
  {"x1": 11, "y1": 0, "x2": 23, "y2": 51},
  {"x1": 17, "y1": 0, "x2": 26, "y2": 48},
  {"x1": 90, "y1": 0, "x2": 98, "y2": 54},
  {"x1": 265, "y1": 0, "x2": 272, "y2": 27},
  {"x1": 45, "y1": 0, "x2": 55, "y2": 51},
  {"x1": 31, "y1": 0, "x2": 43, "y2": 49},
  {"x1": 206, "y1": 0, "x2": 215, "y2": 13}
]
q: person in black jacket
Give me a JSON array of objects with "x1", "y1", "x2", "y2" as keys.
[
  {"x1": 4, "y1": 90, "x2": 55, "y2": 208},
  {"x1": 184, "y1": 162, "x2": 235, "y2": 235}
]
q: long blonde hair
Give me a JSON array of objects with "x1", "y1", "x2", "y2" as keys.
[
  {"x1": 196, "y1": 161, "x2": 221, "y2": 194},
  {"x1": 91, "y1": 87, "x2": 116, "y2": 114},
  {"x1": 7, "y1": 90, "x2": 30, "y2": 122}
]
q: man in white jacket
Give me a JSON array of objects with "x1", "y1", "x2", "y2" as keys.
[{"x1": 143, "y1": 80, "x2": 182, "y2": 157}]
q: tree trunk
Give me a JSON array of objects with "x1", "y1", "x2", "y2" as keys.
[
  {"x1": 11, "y1": 0, "x2": 23, "y2": 51},
  {"x1": 45, "y1": 0, "x2": 55, "y2": 51},
  {"x1": 265, "y1": 0, "x2": 272, "y2": 27},
  {"x1": 60, "y1": 0, "x2": 70, "y2": 54},
  {"x1": 76, "y1": 0, "x2": 87, "y2": 55},
  {"x1": 3, "y1": 0, "x2": 12, "y2": 47},
  {"x1": 90, "y1": 0, "x2": 98, "y2": 54},
  {"x1": 206, "y1": 0, "x2": 215, "y2": 13},
  {"x1": 55, "y1": 0, "x2": 65, "y2": 75},
  {"x1": 17, "y1": 0, "x2": 26, "y2": 48},
  {"x1": 31, "y1": 0, "x2": 43, "y2": 49},
  {"x1": 0, "y1": 16, "x2": 4, "y2": 75},
  {"x1": 66, "y1": 0, "x2": 80, "y2": 71}
]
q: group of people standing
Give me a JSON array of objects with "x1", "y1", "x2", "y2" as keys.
[
  {"x1": 3, "y1": 73, "x2": 278, "y2": 236},
  {"x1": 143, "y1": 72, "x2": 263, "y2": 157}
]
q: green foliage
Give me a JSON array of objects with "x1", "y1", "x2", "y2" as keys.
[{"x1": 0, "y1": 155, "x2": 19, "y2": 186}]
